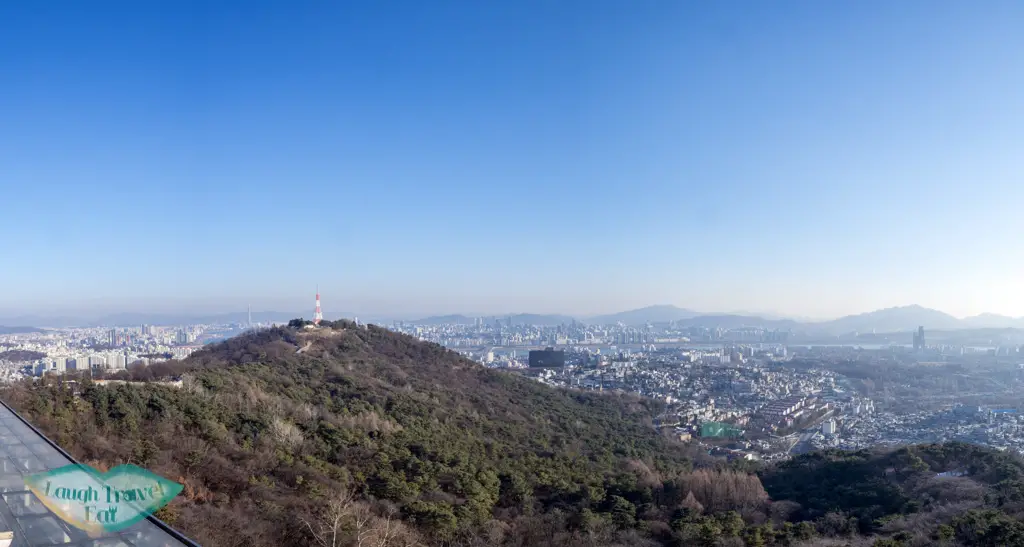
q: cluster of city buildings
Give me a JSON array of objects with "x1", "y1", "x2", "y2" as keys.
[
  {"x1": 402, "y1": 317, "x2": 1024, "y2": 462},
  {"x1": 390, "y1": 319, "x2": 792, "y2": 350},
  {"x1": 809, "y1": 403, "x2": 1024, "y2": 454},
  {"x1": 0, "y1": 323, "x2": 250, "y2": 381},
  {"x1": 495, "y1": 344, "x2": 858, "y2": 460}
]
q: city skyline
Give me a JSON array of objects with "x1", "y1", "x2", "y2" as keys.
[{"x1": 2, "y1": 2, "x2": 1022, "y2": 318}]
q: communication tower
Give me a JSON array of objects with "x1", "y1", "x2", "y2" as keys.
[{"x1": 314, "y1": 286, "x2": 323, "y2": 325}]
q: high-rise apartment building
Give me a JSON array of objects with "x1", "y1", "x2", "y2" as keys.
[{"x1": 176, "y1": 329, "x2": 194, "y2": 345}]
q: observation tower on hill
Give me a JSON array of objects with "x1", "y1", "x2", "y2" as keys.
[{"x1": 313, "y1": 286, "x2": 323, "y2": 325}]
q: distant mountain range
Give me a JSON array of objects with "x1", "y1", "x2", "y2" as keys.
[
  {"x1": 413, "y1": 305, "x2": 709, "y2": 328},
  {"x1": 812, "y1": 305, "x2": 962, "y2": 333},
  {"x1": 7, "y1": 304, "x2": 1024, "y2": 334},
  {"x1": 808, "y1": 306, "x2": 1024, "y2": 333},
  {"x1": 586, "y1": 304, "x2": 701, "y2": 325},
  {"x1": 412, "y1": 304, "x2": 1024, "y2": 335},
  {"x1": 0, "y1": 311, "x2": 389, "y2": 328},
  {"x1": 586, "y1": 304, "x2": 1024, "y2": 334},
  {"x1": 411, "y1": 313, "x2": 576, "y2": 327},
  {"x1": 584, "y1": 306, "x2": 802, "y2": 330},
  {"x1": 0, "y1": 312, "x2": 296, "y2": 328},
  {"x1": 0, "y1": 326, "x2": 45, "y2": 335},
  {"x1": 960, "y1": 313, "x2": 1024, "y2": 329}
]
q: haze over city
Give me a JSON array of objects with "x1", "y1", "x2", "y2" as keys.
[{"x1": 2, "y1": 1, "x2": 1022, "y2": 319}]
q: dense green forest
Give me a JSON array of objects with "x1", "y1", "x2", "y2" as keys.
[{"x1": 5, "y1": 321, "x2": 1024, "y2": 546}]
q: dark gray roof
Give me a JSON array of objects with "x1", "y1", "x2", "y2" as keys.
[{"x1": 0, "y1": 401, "x2": 199, "y2": 547}]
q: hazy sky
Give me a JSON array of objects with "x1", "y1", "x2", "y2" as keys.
[{"x1": 2, "y1": 1, "x2": 1022, "y2": 319}]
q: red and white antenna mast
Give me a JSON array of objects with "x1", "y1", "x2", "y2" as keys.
[{"x1": 313, "y1": 285, "x2": 323, "y2": 325}]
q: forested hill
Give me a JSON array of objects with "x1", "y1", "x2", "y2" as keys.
[
  {"x1": 7, "y1": 322, "x2": 1024, "y2": 546},
  {"x1": 2, "y1": 321, "x2": 710, "y2": 546}
]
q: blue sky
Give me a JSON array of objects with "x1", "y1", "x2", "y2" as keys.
[{"x1": 2, "y1": 1, "x2": 1022, "y2": 319}]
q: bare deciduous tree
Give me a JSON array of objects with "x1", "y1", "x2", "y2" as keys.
[
  {"x1": 673, "y1": 469, "x2": 770, "y2": 513},
  {"x1": 302, "y1": 490, "x2": 358, "y2": 547},
  {"x1": 301, "y1": 491, "x2": 421, "y2": 547}
]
